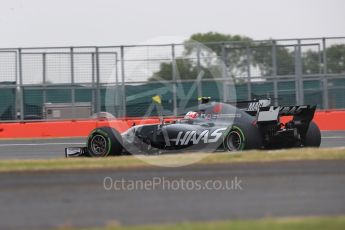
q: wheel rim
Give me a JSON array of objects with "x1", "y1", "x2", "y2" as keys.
[
  {"x1": 226, "y1": 130, "x2": 242, "y2": 151},
  {"x1": 90, "y1": 134, "x2": 108, "y2": 156}
]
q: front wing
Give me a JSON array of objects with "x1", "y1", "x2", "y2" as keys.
[{"x1": 65, "y1": 147, "x2": 89, "y2": 157}]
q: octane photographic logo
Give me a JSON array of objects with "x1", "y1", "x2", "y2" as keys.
[{"x1": 105, "y1": 36, "x2": 237, "y2": 167}]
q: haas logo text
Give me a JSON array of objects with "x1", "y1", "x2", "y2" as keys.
[{"x1": 172, "y1": 128, "x2": 226, "y2": 146}]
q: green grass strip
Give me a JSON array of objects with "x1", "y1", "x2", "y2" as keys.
[
  {"x1": 56, "y1": 216, "x2": 345, "y2": 230},
  {"x1": 0, "y1": 147, "x2": 344, "y2": 172}
]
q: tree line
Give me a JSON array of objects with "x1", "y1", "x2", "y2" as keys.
[{"x1": 149, "y1": 32, "x2": 345, "y2": 81}]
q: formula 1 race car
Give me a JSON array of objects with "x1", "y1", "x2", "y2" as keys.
[{"x1": 65, "y1": 98, "x2": 321, "y2": 157}]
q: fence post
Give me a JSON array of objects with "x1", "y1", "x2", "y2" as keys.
[
  {"x1": 246, "y1": 46, "x2": 252, "y2": 100},
  {"x1": 299, "y1": 39, "x2": 304, "y2": 105},
  {"x1": 70, "y1": 47, "x2": 76, "y2": 118},
  {"x1": 294, "y1": 40, "x2": 303, "y2": 105},
  {"x1": 42, "y1": 52, "x2": 47, "y2": 118},
  {"x1": 196, "y1": 44, "x2": 202, "y2": 99},
  {"x1": 318, "y1": 44, "x2": 322, "y2": 74},
  {"x1": 171, "y1": 44, "x2": 178, "y2": 116},
  {"x1": 18, "y1": 49, "x2": 24, "y2": 121},
  {"x1": 272, "y1": 40, "x2": 278, "y2": 106},
  {"x1": 120, "y1": 46, "x2": 126, "y2": 117},
  {"x1": 221, "y1": 44, "x2": 228, "y2": 102},
  {"x1": 95, "y1": 47, "x2": 101, "y2": 113},
  {"x1": 322, "y1": 38, "x2": 329, "y2": 109},
  {"x1": 114, "y1": 52, "x2": 119, "y2": 117},
  {"x1": 91, "y1": 52, "x2": 95, "y2": 114}
]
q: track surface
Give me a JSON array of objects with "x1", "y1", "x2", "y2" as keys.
[
  {"x1": 0, "y1": 160, "x2": 345, "y2": 230},
  {"x1": 0, "y1": 132, "x2": 344, "y2": 229},
  {"x1": 0, "y1": 131, "x2": 344, "y2": 159}
]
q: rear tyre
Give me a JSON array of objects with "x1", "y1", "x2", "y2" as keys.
[
  {"x1": 87, "y1": 127, "x2": 123, "y2": 157},
  {"x1": 224, "y1": 124, "x2": 262, "y2": 151},
  {"x1": 304, "y1": 121, "x2": 321, "y2": 147}
]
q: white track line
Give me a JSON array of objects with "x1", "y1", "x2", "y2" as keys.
[
  {"x1": 322, "y1": 136, "x2": 345, "y2": 139},
  {"x1": 0, "y1": 143, "x2": 84, "y2": 147}
]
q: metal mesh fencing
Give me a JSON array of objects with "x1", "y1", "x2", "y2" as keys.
[
  {"x1": 0, "y1": 37, "x2": 345, "y2": 121},
  {"x1": 0, "y1": 51, "x2": 17, "y2": 120}
]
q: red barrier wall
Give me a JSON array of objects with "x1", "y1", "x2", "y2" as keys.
[
  {"x1": 311, "y1": 110, "x2": 345, "y2": 131},
  {"x1": 0, "y1": 111, "x2": 344, "y2": 139}
]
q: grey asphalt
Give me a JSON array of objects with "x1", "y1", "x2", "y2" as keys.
[
  {"x1": 0, "y1": 160, "x2": 345, "y2": 230},
  {"x1": 0, "y1": 137, "x2": 86, "y2": 159},
  {"x1": 0, "y1": 131, "x2": 344, "y2": 159}
]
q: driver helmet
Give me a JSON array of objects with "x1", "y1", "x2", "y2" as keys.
[{"x1": 184, "y1": 111, "x2": 199, "y2": 119}]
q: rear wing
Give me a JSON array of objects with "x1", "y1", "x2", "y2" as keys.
[
  {"x1": 256, "y1": 105, "x2": 317, "y2": 124},
  {"x1": 235, "y1": 98, "x2": 317, "y2": 124},
  {"x1": 236, "y1": 99, "x2": 272, "y2": 116}
]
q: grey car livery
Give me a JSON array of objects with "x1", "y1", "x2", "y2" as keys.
[{"x1": 65, "y1": 98, "x2": 321, "y2": 157}]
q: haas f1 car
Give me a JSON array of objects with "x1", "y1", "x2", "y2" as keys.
[{"x1": 65, "y1": 98, "x2": 321, "y2": 157}]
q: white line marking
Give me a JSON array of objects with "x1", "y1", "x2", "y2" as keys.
[
  {"x1": 322, "y1": 136, "x2": 345, "y2": 139},
  {"x1": 0, "y1": 143, "x2": 84, "y2": 147}
]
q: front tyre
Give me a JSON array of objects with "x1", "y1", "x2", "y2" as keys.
[{"x1": 87, "y1": 127, "x2": 123, "y2": 157}]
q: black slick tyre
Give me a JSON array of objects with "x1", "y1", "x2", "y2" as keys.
[
  {"x1": 87, "y1": 127, "x2": 123, "y2": 157},
  {"x1": 224, "y1": 123, "x2": 262, "y2": 151},
  {"x1": 304, "y1": 121, "x2": 321, "y2": 147}
]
